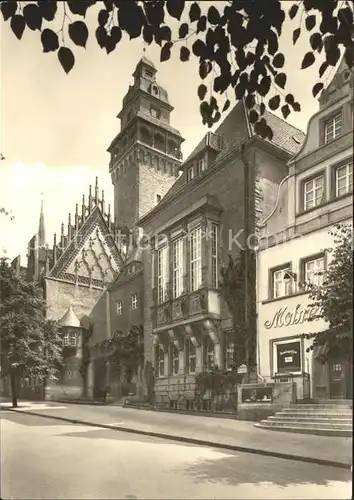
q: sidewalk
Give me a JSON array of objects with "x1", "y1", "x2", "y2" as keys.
[{"x1": 1, "y1": 400, "x2": 352, "y2": 469}]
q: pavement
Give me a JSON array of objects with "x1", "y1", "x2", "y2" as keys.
[
  {"x1": 1, "y1": 411, "x2": 352, "y2": 500},
  {"x1": 1, "y1": 400, "x2": 352, "y2": 469}
]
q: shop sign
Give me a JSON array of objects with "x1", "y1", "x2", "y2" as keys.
[
  {"x1": 264, "y1": 303, "x2": 321, "y2": 330},
  {"x1": 276, "y1": 341, "x2": 301, "y2": 373}
]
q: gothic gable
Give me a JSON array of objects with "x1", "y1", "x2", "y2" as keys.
[{"x1": 49, "y1": 206, "x2": 123, "y2": 289}]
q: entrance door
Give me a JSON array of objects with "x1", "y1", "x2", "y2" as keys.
[{"x1": 329, "y1": 359, "x2": 348, "y2": 399}]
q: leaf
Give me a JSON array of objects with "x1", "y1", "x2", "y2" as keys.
[
  {"x1": 180, "y1": 46, "x2": 190, "y2": 62},
  {"x1": 96, "y1": 26, "x2": 107, "y2": 49},
  {"x1": 199, "y1": 60, "x2": 211, "y2": 79},
  {"x1": 10, "y1": 14, "x2": 25, "y2": 40},
  {"x1": 293, "y1": 27, "x2": 301, "y2": 45},
  {"x1": 192, "y1": 39, "x2": 206, "y2": 57},
  {"x1": 143, "y1": 24, "x2": 153, "y2": 44},
  {"x1": 160, "y1": 42, "x2": 172, "y2": 62},
  {"x1": 118, "y1": 3, "x2": 145, "y2": 40},
  {"x1": 249, "y1": 109, "x2": 258, "y2": 124},
  {"x1": 103, "y1": 0, "x2": 113, "y2": 12},
  {"x1": 267, "y1": 30, "x2": 279, "y2": 56},
  {"x1": 326, "y1": 44, "x2": 341, "y2": 67},
  {"x1": 111, "y1": 26, "x2": 122, "y2": 44},
  {"x1": 207, "y1": 5, "x2": 220, "y2": 25},
  {"x1": 189, "y1": 2, "x2": 201, "y2": 22},
  {"x1": 196, "y1": 15, "x2": 206, "y2": 33},
  {"x1": 285, "y1": 93, "x2": 295, "y2": 106},
  {"x1": 98, "y1": 9, "x2": 109, "y2": 26},
  {"x1": 166, "y1": 0, "x2": 185, "y2": 21},
  {"x1": 259, "y1": 102, "x2": 265, "y2": 115},
  {"x1": 58, "y1": 47, "x2": 75, "y2": 74},
  {"x1": 281, "y1": 104, "x2": 290, "y2": 120},
  {"x1": 273, "y1": 53, "x2": 285, "y2": 68},
  {"x1": 1, "y1": 1, "x2": 17, "y2": 21},
  {"x1": 198, "y1": 84, "x2": 207, "y2": 101},
  {"x1": 68, "y1": 21, "x2": 89, "y2": 48},
  {"x1": 301, "y1": 51, "x2": 315, "y2": 69},
  {"x1": 310, "y1": 32, "x2": 323, "y2": 52},
  {"x1": 312, "y1": 82, "x2": 324, "y2": 98},
  {"x1": 158, "y1": 25, "x2": 172, "y2": 42},
  {"x1": 67, "y1": 1, "x2": 92, "y2": 16},
  {"x1": 23, "y1": 4, "x2": 42, "y2": 31},
  {"x1": 275, "y1": 72, "x2": 286, "y2": 89},
  {"x1": 178, "y1": 22, "x2": 188, "y2": 38},
  {"x1": 305, "y1": 14, "x2": 316, "y2": 31},
  {"x1": 319, "y1": 61, "x2": 329, "y2": 78},
  {"x1": 245, "y1": 94, "x2": 255, "y2": 109},
  {"x1": 258, "y1": 75, "x2": 271, "y2": 97},
  {"x1": 269, "y1": 95, "x2": 280, "y2": 110},
  {"x1": 292, "y1": 102, "x2": 301, "y2": 112},
  {"x1": 38, "y1": 1, "x2": 57, "y2": 21},
  {"x1": 41, "y1": 29, "x2": 59, "y2": 53},
  {"x1": 288, "y1": 4, "x2": 299, "y2": 20},
  {"x1": 223, "y1": 99, "x2": 231, "y2": 112}
]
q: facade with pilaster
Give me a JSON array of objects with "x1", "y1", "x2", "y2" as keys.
[
  {"x1": 257, "y1": 59, "x2": 353, "y2": 402},
  {"x1": 138, "y1": 101, "x2": 305, "y2": 408}
]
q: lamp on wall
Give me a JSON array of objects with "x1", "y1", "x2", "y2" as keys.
[{"x1": 283, "y1": 271, "x2": 297, "y2": 283}]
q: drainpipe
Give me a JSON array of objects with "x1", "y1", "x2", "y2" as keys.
[{"x1": 240, "y1": 144, "x2": 251, "y2": 384}]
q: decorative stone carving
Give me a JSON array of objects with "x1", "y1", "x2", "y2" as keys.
[
  {"x1": 189, "y1": 291, "x2": 207, "y2": 315},
  {"x1": 172, "y1": 299, "x2": 183, "y2": 320},
  {"x1": 156, "y1": 305, "x2": 171, "y2": 326}
]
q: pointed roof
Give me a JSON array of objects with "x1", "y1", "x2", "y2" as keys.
[
  {"x1": 38, "y1": 197, "x2": 46, "y2": 247},
  {"x1": 58, "y1": 306, "x2": 81, "y2": 328}
]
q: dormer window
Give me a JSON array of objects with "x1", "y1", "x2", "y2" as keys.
[
  {"x1": 325, "y1": 111, "x2": 342, "y2": 144},
  {"x1": 187, "y1": 165, "x2": 194, "y2": 182}
]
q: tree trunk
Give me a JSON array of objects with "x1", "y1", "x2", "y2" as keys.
[
  {"x1": 82, "y1": 372, "x2": 88, "y2": 398},
  {"x1": 10, "y1": 371, "x2": 18, "y2": 408}
]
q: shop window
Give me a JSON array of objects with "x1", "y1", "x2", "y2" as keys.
[{"x1": 275, "y1": 340, "x2": 301, "y2": 373}]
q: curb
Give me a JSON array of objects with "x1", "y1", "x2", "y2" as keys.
[{"x1": 6, "y1": 408, "x2": 351, "y2": 470}]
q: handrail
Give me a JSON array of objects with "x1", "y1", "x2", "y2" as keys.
[{"x1": 273, "y1": 382, "x2": 294, "y2": 401}]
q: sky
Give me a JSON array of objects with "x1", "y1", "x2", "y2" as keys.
[{"x1": 0, "y1": 2, "x2": 338, "y2": 262}]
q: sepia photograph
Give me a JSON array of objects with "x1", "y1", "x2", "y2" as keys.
[{"x1": 0, "y1": 1, "x2": 352, "y2": 499}]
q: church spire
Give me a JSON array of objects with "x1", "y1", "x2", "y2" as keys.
[{"x1": 38, "y1": 195, "x2": 46, "y2": 247}]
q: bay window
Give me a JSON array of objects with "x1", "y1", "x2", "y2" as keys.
[
  {"x1": 157, "y1": 245, "x2": 168, "y2": 303},
  {"x1": 172, "y1": 238, "x2": 184, "y2": 298},
  {"x1": 211, "y1": 223, "x2": 219, "y2": 288},
  {"x1": 190, "y1": 227, "x2": 202, "y2": 291}
]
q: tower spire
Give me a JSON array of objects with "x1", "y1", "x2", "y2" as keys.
[{"x1": 38, "y1": 194, "x2": 46, "y2": 247}]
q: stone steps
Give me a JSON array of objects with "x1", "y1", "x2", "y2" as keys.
[{"x1": 255, "y1": 401, "x2": 353, "y2": 437}]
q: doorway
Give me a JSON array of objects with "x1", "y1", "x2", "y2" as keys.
[{"x1": 329, "y1": 358, "x2": 351, "y2": 399}]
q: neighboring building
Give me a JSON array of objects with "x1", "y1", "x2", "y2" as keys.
[
  {"x1": 138, "y1": 99, "x2": 305, "y2": 408},
  {"x1": 257, "y1": 59, "x2": 353, "y2": 401}
]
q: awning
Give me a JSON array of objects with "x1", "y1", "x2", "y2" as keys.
[{"x1": 312, "y1": 342, "x2": 330, "y2": 360}]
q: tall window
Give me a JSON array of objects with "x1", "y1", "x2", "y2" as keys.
[
  {"x1": 169, "y1": 342, "x2": 179, "y2": 375},
  {"x1": 187, "y1": 165, "x2": 194, "y2": 182},
  {"x1": 185, "y1": 339, "x2": 196, "y2": 374},
  {"x1": 303, "y1": 175, "x2": 324, "y2": 210},
  {"x1": 190, "y1": 227, "x2": 202, "y2": 291},
  {"x1": 224, "y1": 331, "x2": 235, "y2": 371},
  {"x1": 172, "y1": 238, "x2": 184, "y2": 298},
  {"x1": 211, "y1": 223, "x2": 219, "y2": 288},
  {"x1": 325, "y1": 112, "x2": 342, "y2": 144},
  {"x1": 304, "y1": 256, "x2": 325, "y2": 286},
  {"x1": 203, "y1": 336, "x2": 214, "y2": 370},
  {"x1": 155, "y1": 345, "x2": 165, "y2": 377},
  {"x1": 116, "y1": 301, "x2": 122, "y2": 316},
  {"x1": 131, "y1": 293, "x2": 138, "y2": 310},
  {"x1": 272, "y1": 266, "x2": 293, "y2": 298},
  {"x1": 157, "y1": 246, "x2": 168, "y2": 303},
  {"x1": 336, "y1": 163, "x2": 353, "y2": 197},
  {"x1": 196, "y1": 158, "x2": 204, "y2": 174},
  {"x1": 150, "y1": 106, "x2": 160, "y2": 119}
]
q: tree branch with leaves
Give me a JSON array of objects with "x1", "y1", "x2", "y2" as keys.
[{"x1": 1, "y1": 0, "x2": 353, "y2": 138}]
